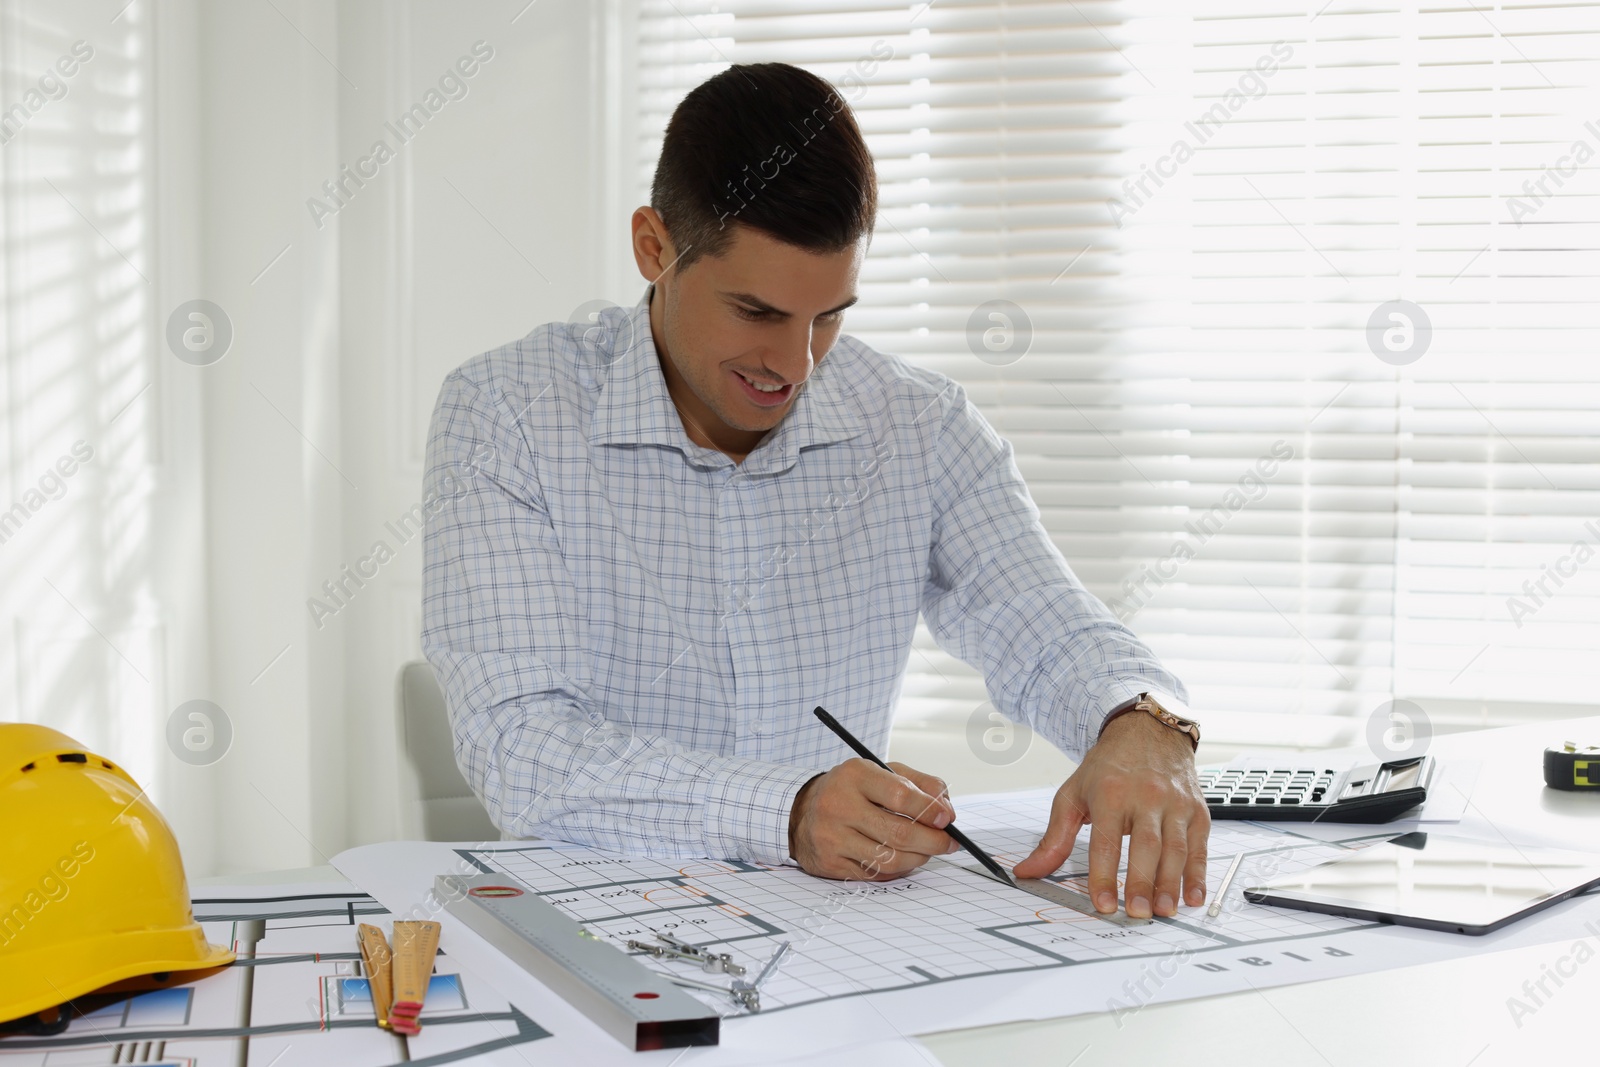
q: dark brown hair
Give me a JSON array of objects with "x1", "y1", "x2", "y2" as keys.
[{"x1": 649, "y1": 63, "x2": 877, "y2": 273}]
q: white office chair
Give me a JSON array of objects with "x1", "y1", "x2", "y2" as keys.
[{"x1": 395, "y1": 660, "x2": 502, "y2": 841}]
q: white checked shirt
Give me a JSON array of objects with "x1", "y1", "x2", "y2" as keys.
[{"x1": 422, "y1": 285, "x2": 1186, "y2": 866}]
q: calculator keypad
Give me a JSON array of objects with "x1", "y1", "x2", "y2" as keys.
[{"x1": 1198, "y1": 767, "x2": 1337, "y2": 813}]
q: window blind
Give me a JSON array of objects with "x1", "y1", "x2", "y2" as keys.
[
  {"x1": 1, "y1": 3, "x2": 169, "y2": 766},
  {"x1": 630, "y1": 0, "x2": 1600, "y2": 747}
]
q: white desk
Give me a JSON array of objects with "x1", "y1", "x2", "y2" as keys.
[{"x1": 200, "y1": 717, "x2": 1600, "y2": 1065}]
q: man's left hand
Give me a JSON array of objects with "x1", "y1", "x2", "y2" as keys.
[{"x1": 1012, "y1": 709, "x2": 1210, "y2": 919}]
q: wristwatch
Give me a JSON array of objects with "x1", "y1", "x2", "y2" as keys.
[{"x1": 1099, "y1": 692, "x2": 1201, "y2": 751}]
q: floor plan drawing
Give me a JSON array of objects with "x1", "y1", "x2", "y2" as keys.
[
  {"x1": 447, "y1": 789, "x2": 1395, "y2": 1016},
  {"x1": 0, "y1": 887, "x2": 552, "y2": 1067}
]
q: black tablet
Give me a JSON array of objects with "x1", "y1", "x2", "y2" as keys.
[{"x1": 1243, "y1": 831, "x2": 1600, "y2": 935}]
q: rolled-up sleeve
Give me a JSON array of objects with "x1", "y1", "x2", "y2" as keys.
[
  {"x1": 421, "y1": 371, "x2": 824, "y2": 864},
  {"x1": 918, "y1": 384, "x2": 1188, "y2": 760}
]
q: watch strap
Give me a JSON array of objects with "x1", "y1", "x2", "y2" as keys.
[{"x1": 1098, "y1": 691, "x2": 1201, "y2": 751}]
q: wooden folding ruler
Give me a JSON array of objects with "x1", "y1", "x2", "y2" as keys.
[{"x1": 356, "y1": 920, "x2": 441, "y2": 1033}]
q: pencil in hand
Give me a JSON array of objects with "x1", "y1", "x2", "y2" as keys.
[{"x1": 812, "y1": 706, "x2": 1017, "y2": 887}]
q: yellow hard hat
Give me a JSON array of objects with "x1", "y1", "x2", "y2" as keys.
[{"x1": 0, "y1": 723, "x2": 234, "y2": 1027}]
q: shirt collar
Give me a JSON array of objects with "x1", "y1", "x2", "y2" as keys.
[{"x1": 587, "y1": 284, "x2": 865, "y2": 474}]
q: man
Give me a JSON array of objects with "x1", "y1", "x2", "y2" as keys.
[{"x1": 423, "y1": 62, "x2": 1209, "y2": 919}]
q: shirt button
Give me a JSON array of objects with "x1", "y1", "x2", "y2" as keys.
[{"x1": 750, "y1": 717, "x2": 767, "y2": 735}]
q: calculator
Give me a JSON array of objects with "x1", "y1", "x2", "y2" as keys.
[{"x1": 1197, "y1": 755, "x2": 1437, "y2": 823}]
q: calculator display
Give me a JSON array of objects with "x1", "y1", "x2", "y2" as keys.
[{"x1": 1384, "y1": 760, "x2": 1423, "y2": 791}]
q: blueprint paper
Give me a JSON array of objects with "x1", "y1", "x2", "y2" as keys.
[
  {"x1": 334, "y1": 844, "x2": 919, "y2": 1060},
  {"x1": 332, "y1": 788, "x2": 1600, "y2": 1051},
  {"x1": 0, "y1": 882, "x2": 552, "y2": 1067},
  {"x1": 0, "y1": 882, "x2": 933, "y2": 1067}
]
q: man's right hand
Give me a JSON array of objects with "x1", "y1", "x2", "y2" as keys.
[{"x1": 788, "y1": 758, "x2": 959, "y2": 880}]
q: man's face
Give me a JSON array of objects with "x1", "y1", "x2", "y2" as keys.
[{"x1": 642, "y1": 218, "x2": 864, "y2": 452}]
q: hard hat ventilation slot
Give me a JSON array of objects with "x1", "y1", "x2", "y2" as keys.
[
  {"x1": 20, "y1": 761, "x2": 35, "y2": 772},
  {"x1": 56, "y1": 753, "x2": 88, "y2": 764}
]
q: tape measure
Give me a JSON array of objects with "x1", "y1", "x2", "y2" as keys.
[{"x1": 1544, "y1": 743, "x2": 1600, "y2": 792}]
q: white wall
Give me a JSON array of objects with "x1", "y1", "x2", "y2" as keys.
[
  {"x1": 192, "y1": 0, "x2": 346, "y2": 874},
  {"x1": 333, "y1": 0, "x2": 628, "y2": 856},
  {"x1": 173, "y1": 0, "x2": 627, "y2": 874}
]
